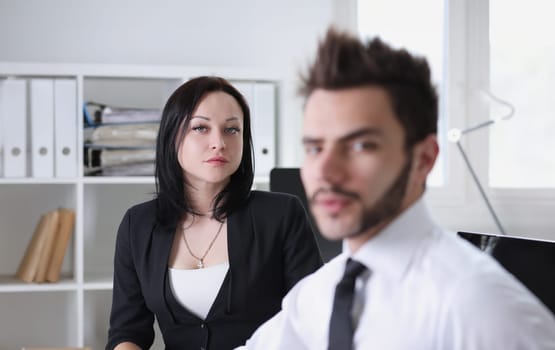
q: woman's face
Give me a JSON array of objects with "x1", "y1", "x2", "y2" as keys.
[{"x1": 177, "y1": 91, "x2": 244, "y2": 189}]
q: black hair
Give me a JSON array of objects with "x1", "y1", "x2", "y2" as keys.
[{"x1": 155, "y1": 76, "x2": 254, "y2": 227}]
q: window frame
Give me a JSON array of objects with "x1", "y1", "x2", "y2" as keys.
[{"x1": 337, "y1": 0, "x2": 555, "y2": 238}]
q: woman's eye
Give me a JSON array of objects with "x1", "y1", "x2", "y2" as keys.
[
  {"x1": 225, "y1": 127, "x2": 241, "y2": 134},
  {"x1": 192, "y1": 126, "x2": 208, "y2": 133}
]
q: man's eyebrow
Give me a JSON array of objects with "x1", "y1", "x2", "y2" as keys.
[
  {"x1": 302, "y1": 127, "x2": 383, "y2": 144},
  {"x1": 338, "y1": 127, "x2": 383, "y2": 142}
]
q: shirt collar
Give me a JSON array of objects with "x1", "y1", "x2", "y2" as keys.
[{"x1": 347, "y1": 196, "x2": 437, "y2": 282}]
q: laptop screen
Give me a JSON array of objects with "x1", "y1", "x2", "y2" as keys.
[{"x1": 458, "y1": 231, "x2": 555, "y2": 314}]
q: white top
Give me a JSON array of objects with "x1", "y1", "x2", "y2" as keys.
[
  {"x1": 238, "y1": 198, "x2": 555, "y2": 350},
  {"x1": 168, "y1": 263, "x2": 229, "y2": 319}
]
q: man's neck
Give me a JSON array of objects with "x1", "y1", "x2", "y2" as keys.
[{"x1": 345, "y1": 195, "x2": 422, "y2": 253}]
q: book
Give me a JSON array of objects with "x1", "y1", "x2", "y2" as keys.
[
  {"x1": 15, "y1": 211, "x2": 59, "y2": 283},
  {"x1": 46, "y1": 208, "x2": 76, "y2": 282},
  {"x1": 33, "y1": 210, "x2": 60, "y2": 283}
]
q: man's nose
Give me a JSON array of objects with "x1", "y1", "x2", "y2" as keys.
[{"x1": 318, "y1": 148, "x2": 346, "y2": 184}]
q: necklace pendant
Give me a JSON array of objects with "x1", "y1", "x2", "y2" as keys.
[{"x1": 197, "y1": 260, "x2": 204, "y2": 269}]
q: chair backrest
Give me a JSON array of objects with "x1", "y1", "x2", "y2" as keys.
[{"x1": 269, "y1": 168, "x2": 342, "y2": 262}]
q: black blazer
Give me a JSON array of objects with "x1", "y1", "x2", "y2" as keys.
[{"x1": 106, "y1": 191, "x2": 323, "y2": 350}]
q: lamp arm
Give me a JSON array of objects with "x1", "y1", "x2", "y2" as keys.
[{"x1": 455, "y1": 141, "x2": 506, "y2": 235}]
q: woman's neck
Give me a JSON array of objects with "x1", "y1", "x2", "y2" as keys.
[{"x1": 187, "y1": 180, "x2": 228, "y2": 216}]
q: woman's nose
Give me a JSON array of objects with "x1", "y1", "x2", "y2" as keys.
[{"x1": 211, "y1": 133, "x2": 226, "y2": 150}]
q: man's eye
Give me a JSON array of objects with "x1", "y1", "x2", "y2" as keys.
[
  {"x1": 225, "y1": 127, "x2": 241, "y2": 134},
  {"x1": 352, "y1": 141, "x2": 377, "y2": 152},
  {"x1": 304, "y1": 145, "x2": 322, "y2": 155}
]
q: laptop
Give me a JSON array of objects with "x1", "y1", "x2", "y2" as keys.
[{"x1": 458, "y1": 231, "x2": 555, "y2": 314}]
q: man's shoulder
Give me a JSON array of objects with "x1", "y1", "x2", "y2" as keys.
[
  {"x1": 422, "y1": 228, "x2": 501, "y2": 281},
  {"x1": 293, "y1": 254, "x2": 347, "y2": 294},
  {"x1": 428, "y1": 231, "x2": 555, "y2": 329},
  {"x1": 406, "y1": 229, "x2": 555, "y2": 347},
  {"x1": 412, "y1": 228, "x2": 524, "y2": 307}
]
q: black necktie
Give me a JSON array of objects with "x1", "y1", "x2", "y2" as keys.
[{"x1": 328, "y1": 259, "x2": 367, "y2": 350}]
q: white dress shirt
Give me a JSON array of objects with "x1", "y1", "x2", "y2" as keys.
[{"x1": 237, "y1": 198, "x2": 555, "y2": 349}]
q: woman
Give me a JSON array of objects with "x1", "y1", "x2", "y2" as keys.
[{"x1": 106, "y1": 76, "x2": 322, "y2": 350}]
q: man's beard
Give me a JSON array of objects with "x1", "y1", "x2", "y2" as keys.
[{"x1": 309, "y1": 154, "x2": 413, "y2": 239}]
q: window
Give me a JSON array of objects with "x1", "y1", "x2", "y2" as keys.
[
  {"x1": 489, "y1": 0, "x2": 555, "y2": 188},
  {"x1": 357, "y1": 0, "x2": 446, "y2": 187},
  {"x1": 357, "y1": 0, "x2": 555, "y2": 191}
]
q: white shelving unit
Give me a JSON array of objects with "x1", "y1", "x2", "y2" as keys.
[{"x1": 0, "y1": 62, "x2": 278, "y2": 349}]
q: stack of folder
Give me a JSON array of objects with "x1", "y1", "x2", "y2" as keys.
[{"x1": 83, "y1": 102, "x2": 160, "y2": 176}]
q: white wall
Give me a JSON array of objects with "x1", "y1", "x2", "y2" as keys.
[
  {"x1": 0, "y1": 0, "x2": 341, "y2": 166},
  {"x1": 0, "y1": 0, "x2": 329, "y2": 66},
  {"x1": 2, "y1": 0, "x2": 552, "y2": 240}
]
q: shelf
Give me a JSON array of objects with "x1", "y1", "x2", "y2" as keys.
[
  {"x1": 0, "y1": 61, "x2": 280, "y2": 347},
  {"x1": 0, "y1": 275, "x2": 77, "y2": 293},
  {"x1": 84, "y1": 272, "x2": 113, "y2": 290},
  {"x1": 0, "y1": 178, "x2": 78, "y2": 185},
  {"x1": 82, "y1": 176, "x2": 155, "y2": 184}
]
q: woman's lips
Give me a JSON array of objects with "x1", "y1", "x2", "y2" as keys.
[{"x1": 206, "y1": 156, "x2": 228, "y2": 165}]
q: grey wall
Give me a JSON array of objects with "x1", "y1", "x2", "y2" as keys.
[{"x1": 0, "y1": 0, "x2": 339, "y2": 165}]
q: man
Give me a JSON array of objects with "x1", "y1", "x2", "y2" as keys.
[{"x1": 238, "y1": 29, "x2": 555, "y2": 349}]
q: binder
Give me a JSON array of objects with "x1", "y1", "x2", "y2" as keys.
[
  {"x1": 0, "y1": 82, "x2": 2, "y2": 177},
  {"x1": 233, "y1": 82, "x2": 257, "y2": 168},
  {"x1": 234, "y1": 82, "x2": 254, "y2": 108},
  {"x1": 54, "y1": 79, "x2": 77, "y2": 177},
  {"x1": 30, "y1": 79, "x2": 55, "y2": 178},
  {"x1": 229, "y1": 82, "x2": 276, "y2": 177},
  {"x1": 0, "y1": 79, "x2": 27, "y2": 177},
  {"x1": 253, "y1": 83, "x2": 276, "y2": 177}
]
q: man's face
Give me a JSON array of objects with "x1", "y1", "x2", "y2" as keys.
[{"x1": 301, "y1": 86, "x2": 419, "y2": 244}]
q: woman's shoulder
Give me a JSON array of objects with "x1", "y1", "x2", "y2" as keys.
[{"x1": 124, "y1": 198, "x2": 157, "y2": 222}]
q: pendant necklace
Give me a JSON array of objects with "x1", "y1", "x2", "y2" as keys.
[{"x1": 182, "y1": 217, "x2": 225, "y2": 269}]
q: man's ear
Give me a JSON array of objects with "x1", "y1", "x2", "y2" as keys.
[{"x1": 413, "y1": 134, "x2": 439, "y2": 182}]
